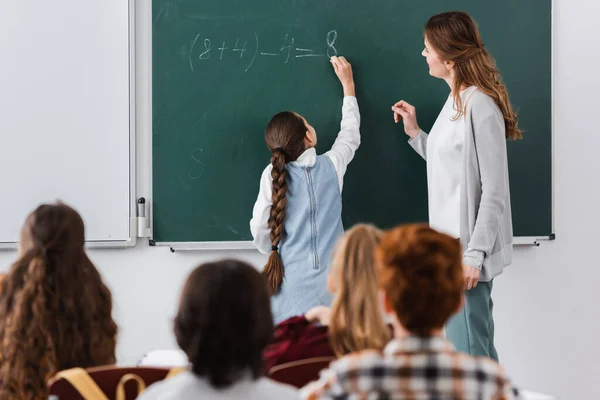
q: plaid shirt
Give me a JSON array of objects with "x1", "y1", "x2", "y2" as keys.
[{"x1": 301, "y1": 335, "x2": 519, "y2": 400}]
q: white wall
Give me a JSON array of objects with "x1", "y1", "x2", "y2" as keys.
[
  {"x1": 0, "y1": 0, "x2": 598, "y2": 398},
  {"x1": 491, "y1": 1, "x2": 600, "y2": 397}
]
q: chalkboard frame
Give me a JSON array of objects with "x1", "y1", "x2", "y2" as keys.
[{"x1": 150, "y1": 0, "x2": 554, "y2": 250}]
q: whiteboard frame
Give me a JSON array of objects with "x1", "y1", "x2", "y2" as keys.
[
  {"x1": 158, "y1": 241, "x2": 256, "y2": 252},
  {"x1": 0, "y1": 0, "x2": 137, "y2": 250},
  {"x1": 150, "y1": 2, "x2": 555, "y2": 251}
]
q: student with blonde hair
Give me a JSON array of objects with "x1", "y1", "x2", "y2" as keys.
[{"x1": 264, "y1": 224, "x2": 390, "y2": 371}]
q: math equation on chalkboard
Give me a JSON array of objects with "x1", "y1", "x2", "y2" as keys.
[{"x1": 188, "y1": 30, "x2": 338, "y2": 72}]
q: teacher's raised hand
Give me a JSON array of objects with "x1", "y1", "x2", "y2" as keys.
[{"x1": 392, "y1": 100, "x2": 421, "y2": 139}]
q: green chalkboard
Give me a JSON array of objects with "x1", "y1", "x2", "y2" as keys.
[{"x1": 152, "y1": 0, "x2": 552, "y2": 243}]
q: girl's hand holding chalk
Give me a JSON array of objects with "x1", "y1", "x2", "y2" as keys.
[{"x1": 330, "y1": 56, "x2": 355, "y2": 97}]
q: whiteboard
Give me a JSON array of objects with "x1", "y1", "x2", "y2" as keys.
[{"x1": 0, "y1": 0, "x2": 134, "y2": 246}]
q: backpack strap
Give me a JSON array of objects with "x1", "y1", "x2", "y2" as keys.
[
  {"x1": 165, "y1": 367, "x2": 186, "y2": 379},
  {"x1": 115, "y1": 373, "x2": 146, "y2": 400},
  {"x1": 114, "y1": 367, "x2": 185, "y2": 400},
  {"x1": 51, "y1": 368, "x2": 109, "y2": 400},
  {"x1": 52, "y1": 367, "x2": 186, "y2": 400}
]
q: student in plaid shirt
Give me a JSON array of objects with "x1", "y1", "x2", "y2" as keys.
[{"x1": 301, "y1": 224, "x2": 519, "y2": 400}]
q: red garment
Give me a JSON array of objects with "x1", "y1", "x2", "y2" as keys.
[{"x1": 263, "y1": 315, "x2": 335, "y2": 372}]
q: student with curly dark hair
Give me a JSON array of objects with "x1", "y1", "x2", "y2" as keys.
[{"x1": 0, "y1": 202, "x2": 118, "y2": 400}]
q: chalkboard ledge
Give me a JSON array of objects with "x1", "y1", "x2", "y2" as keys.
[
  {"x1": 155, "y1": 237, "x2": 554, "y2": 251},
  {"x1": 513, "y1": 235, "x2": 555, "y2": 246}
]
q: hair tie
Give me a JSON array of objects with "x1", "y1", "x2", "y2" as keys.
[
  {"x1": 273, "y1": 147, "x2": 285, "y2": 154},
  {"x1": 271, "y1": 245, "x2": 278, "y2": 252}
]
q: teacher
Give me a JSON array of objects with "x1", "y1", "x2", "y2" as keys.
[{"x1": 392, "y1": 11, "x2": 520, "y2": 361}]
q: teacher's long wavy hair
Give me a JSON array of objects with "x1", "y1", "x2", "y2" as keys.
[
  {"x1": 0, "y1": 203, "x2": 118, "y2": 400},
  {"x1": 425, "y1": 11, "x2": 522, "y2": 140}
]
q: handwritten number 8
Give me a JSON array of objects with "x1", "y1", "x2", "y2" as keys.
[
  {"x1": 326, "y1": 30, "x2": 338, "y2": 58},
  {"x1": 200, "y1": 39, "x2": 212, "y2": 60}
]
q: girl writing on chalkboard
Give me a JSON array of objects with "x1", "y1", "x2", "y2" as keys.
[
  {"x1": 391, "y1": 11, "x2": 520, "y2": 360},
  {"x1": 250, "y1": 56, "x2": 360, "y2": 323}
]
